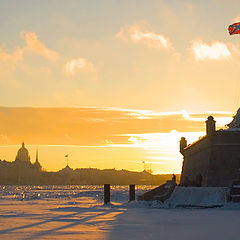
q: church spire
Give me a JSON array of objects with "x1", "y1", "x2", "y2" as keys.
[
  {"x1": 34, "y1": 146, "x2": 42, "y2": 171},
  {"x1": 36, "y1": 146, "x2": 39, "y2": 162}
]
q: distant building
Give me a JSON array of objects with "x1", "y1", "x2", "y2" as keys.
[
  {"x1": 59, "y1": 164, "x2": 73, "y2": 174},
  {"x1": 0, "y1": 143, "x2": 178, "y2": 185},
  {"x1": 15, "y1": 142, "x2": 31, "y2": 163},
  {"x1": 0, "y1": 143, "x2": 42, "y2": 184},
  {"x1": 180, "y1": 109, "x2": 240, "y2": 187}
]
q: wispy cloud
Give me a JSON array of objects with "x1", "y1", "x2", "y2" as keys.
[
  {"x1": 117, "y1": 24, "x2": 174, "y2": 50},
  {"x1": 0, "y1": 31, "x2": 97, "y2": 78},
  {"x1": 119, "y1": 108, "x2": 232, "y2": 127},
  {"x1": 0, "y1": 31, "x2": 59, "y2": 65},
  {"x1": 20, "y1": 31, "x2": 58, "y2": 61},
  {"x1": 64, "y1": 57, "x2": 95, "y2": 76},
  {"x1": 191, "y1": 40, "x2": 231, "y2": 61},
  {"x1": 0, "y1": 107, "x2": 233, "y2": 146},
  {"x1": 0, "y1": 47, "x2": 23, "y2": 63}
]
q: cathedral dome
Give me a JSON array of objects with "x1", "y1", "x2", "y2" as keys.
[{"x1": 15, "y1": 142, "x2": 30, "y2": 162}]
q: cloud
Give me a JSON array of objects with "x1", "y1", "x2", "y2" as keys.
[
  {"x1": 0, "y1": 47, "x2": 23, "y2": 63},
  {"x1": 0, "y1": 31, "x2": 95, "y2": 80},
  {"x1": 0, "y1": 47, "x2": 24, "y2": 72},
  {"x1": 122, "y1": 108, "x2": 232, "y2": 128},
  {"x1": 64, "y1": 57, "x2": 95, "y2": 76},
  {"x1": 191, "y1": 40, "x2": 231, "y2": 61},
  {"x1": 20, "y1": 31, "x2": 58, "y2": 61},
  {"x1": 117, "y1": 24, "x2": 174, "y2": 50},
  {"x1": 0, "y1": 106, "x2": 233, "y2": 146},
  {"x1": 0, "y1": 31, "x2": 59, "y2": 66}
]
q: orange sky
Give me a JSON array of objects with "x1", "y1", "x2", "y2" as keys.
[
  {"x1": 0, "y1": 107, "x2": 234, "y2": 173},
  {"x1": 0, "y1": 1, "x2": 239, "y2": 173}
]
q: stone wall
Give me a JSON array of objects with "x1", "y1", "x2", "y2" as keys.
[
  {"x1": 207, "y1": 132, "x2": 240, "y2": 186},
  {"x1": 180, "y1": 131, "x2": 240, "y2": 187},
  {"x1": 180, "y1": 137, "x2": 212, "y2": 186}
]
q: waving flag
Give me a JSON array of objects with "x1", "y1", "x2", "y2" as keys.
[{"x1": 228, "y1": 22, "x2": 240, "y2": 35}]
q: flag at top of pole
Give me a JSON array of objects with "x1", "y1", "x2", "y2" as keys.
[
  {"x1": 65, "y1": 154, "x2": 69, "y2": 166},
  {"x1": 228, "y1": 22, "x2": 240, "y2": 35}
]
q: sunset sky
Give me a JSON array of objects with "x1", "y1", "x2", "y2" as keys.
[{"x1": 0, "y1": 1, "x2": 240, "y2": 173}]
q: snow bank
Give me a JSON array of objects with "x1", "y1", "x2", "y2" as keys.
[{"x1": 165, "y1": 187, "x2": 227, "y2": 208}]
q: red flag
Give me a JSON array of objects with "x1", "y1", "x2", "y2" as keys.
[{"x1": 228, "y1": 22, "x2": 240, "y2": 35}]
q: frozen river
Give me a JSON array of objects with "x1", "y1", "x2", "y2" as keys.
[{"x1": 0, "y1": 185, "x2": 240, "y2": 240}]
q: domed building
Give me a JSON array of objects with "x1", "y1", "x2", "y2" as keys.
[
  {"x1": 15, "y1": 142, "x2": 31, "y2": 163},
  {"x1": 11, "y1": 142, "x2": 42, "y2": 184}
]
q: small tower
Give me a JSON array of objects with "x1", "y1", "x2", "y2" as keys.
[
  {"x1": 180, "y1": 137, "x2": 187, "y2": 155},
  {"x1": 206, "y1": 116, "x2": 216, "y2": 137}
]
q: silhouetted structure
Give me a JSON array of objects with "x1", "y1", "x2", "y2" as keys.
[
  {"x1": 138, "y1": 179, "x2": 176, "y2": 201},
  {"x1": 0, "y1": 143, "x2": 180, "y2": 185},
  {"x1": 104, "y1": 184, "x2": 110, "y2": 204},
  {"x1": 33, "y1": 147, "x2": 42, "y2": 171},
  {"x1": 129, "y1": 184, "x2": 135, "y2": 201},
  {"x1": 0, "y1": 143, "x2": 41, "y2": 184},
  {"x1": 15, "y1": 142, "x2": 30, "y2": 162},
  {"x1": 180, "y1": 109, "x2": 240, "y2": 187}
]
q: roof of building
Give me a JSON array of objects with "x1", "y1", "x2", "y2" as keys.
[
  {"x1": 184, "y1": 109, "x2": 240, "y2": 150},
  {"x1": 227, "y1": 108, "x2": 240, "y2": 129},
  {"x1": 59, "y1": 164, "x2": 73, "y2": 174},
  {"x1": 15, "y1": 142, "x2": 30, "y2": 162}
]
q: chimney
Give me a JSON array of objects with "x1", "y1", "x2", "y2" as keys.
[
  {"x1": 206, "y1": 116, "x2": 216, "y2": 137},
  {"x1": 180, "y1": 137, "x2": 187, "y2": 155}
]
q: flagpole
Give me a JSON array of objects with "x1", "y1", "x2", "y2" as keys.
[
  {"x1": 228, "y1": 22, "x2": 240, "y2": 111},
  {"x1": 65, "y1": 154, "x2": 69, "y2": 167}
]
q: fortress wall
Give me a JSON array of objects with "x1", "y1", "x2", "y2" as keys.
[
  {"x1": 180, "y1": 138, "x2": 212, "y2": 186},
  {"x1": 206, "y1": 133, "x2": 240, "y2": 186},
  {"x1": 180, "y1": 131, "x2": 240, "y2": 187}
]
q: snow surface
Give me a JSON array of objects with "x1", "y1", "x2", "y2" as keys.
[
  {"x1": 0, "y1": 185, "x2": 240, "y2": 240},
  {"x1": 165, "y1": 186, "x2": 227, "y2": 208}
]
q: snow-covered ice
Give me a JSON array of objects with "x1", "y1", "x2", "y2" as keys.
[
  {"x1": 0, "y1": 185, "x2": 240, "y2": 240},
  {"x1": 165, "y1": 186, "x2": 228, "y2": 208}
]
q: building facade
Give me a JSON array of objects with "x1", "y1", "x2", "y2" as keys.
[
  {"x1": 0, "y1": 143, "x2": 42, "y2": 184},
  {"x1": 180, "y1": 110, "x2": 240, "y2": 187}
]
